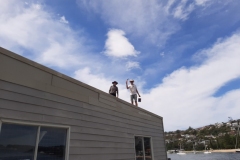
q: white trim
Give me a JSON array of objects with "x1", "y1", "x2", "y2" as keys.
[
  {"x1": 142, "y1": 137, "x2": 146, "y2": 160},
  {"x1": 150, "y1": 137, "x2": 154, "y2": 160},
  {"x1": 0, "y1": 119, "x2": 2, "y2": 134},
  {"x1": 65, "y1": 126, "x2": 70, "y2": 160},
  {"x1": 1, "y1": 119, "x2": 70, "y2": 129},
  {"x1": 134, "y1": 135, "x2": 154, "y2": 160},
  {"x1": 134, "y1": 136, "x2": 136, "y2": 160},
  {"x1": 34, "y1": 126, "x2": 41, "y2": 160},
  {"x1": 0, "y1": 118, "x2": 70, "y2": 160}
]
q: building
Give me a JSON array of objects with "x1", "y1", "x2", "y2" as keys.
[
  {"x1": 0, "y1": 47, "x2": 167, "y2": 160},
  {"x1": 215, "y1": 122, "x2": 224, "y2": 128}
]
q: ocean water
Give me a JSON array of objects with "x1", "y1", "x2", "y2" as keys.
[{"x1": 167, "y1": 152, "x2": 240, "y2": 160}]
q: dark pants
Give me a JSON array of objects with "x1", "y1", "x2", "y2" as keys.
[{"x1": 110, "y1": 93, "x2": 116, "y2": 97}]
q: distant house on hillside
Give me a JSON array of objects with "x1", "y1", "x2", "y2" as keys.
[
  {"x1": 226, "y1": 122, "x2": 232, "y2": 126},
  {"x1": 218, "y1": 133, "x2": 226, "y2": 136},
  {"x1": 215, "y1": 122, "x2": 224, "y2": 128},
  {"x1": 205, "y1": 135, "x2": 216, "y2": 139},
  {"x1": 232, "y1": 122, "x2": 239, "y2": 127}
]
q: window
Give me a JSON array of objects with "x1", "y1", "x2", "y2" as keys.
[
  {"x1": 135, "y1": 136, "x2": 153, "y2": 160},
  {"x1": 0, "y1": 123, "x2": 38, "y2": 160},
  {"x1": 0, "y1": 122, "x2": 69, "y2": 160},
  {"x1": 37, "y1": 127, "x2": 67, "y2": 160}
]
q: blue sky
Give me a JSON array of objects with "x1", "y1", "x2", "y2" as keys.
[{"x1": 0, "y1": 0, "x2": 240, "y2": 131}]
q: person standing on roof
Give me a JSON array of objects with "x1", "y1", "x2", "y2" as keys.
[
  {"x1": 109, "y1": 81, "x2": 119, "y2": 98},
  {"x1": 126, "y1": 79, "x2": 141, "y2": 106}
]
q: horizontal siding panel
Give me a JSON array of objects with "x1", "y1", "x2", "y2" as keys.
[
  {"x1": 0, "y1": 80, "x2": 162, "y2": 127},
  {"x1": 111, "y1": 159, "x2": 134, "y2": 160},
  {"x1": 0, "y1": 54, "x2": 52, "y2": 86},
  {"x1": 0, "y1": 109, "x2": 159, "y2": 144},
  {"x1": 43, "y1": 113, "x2": 162, "y2": 137},
  {"x1": 0, "y1": 96, "x2": 163, "y2": 134},
  {"x1": 154, "y1": 153, "x2": 168, "y2": 159},
  {"x1": 70, "y1": 140, "x2": 134, "y2": 148},
  {"x1": 0, "y1": 104, "x2": 162, "y2": 138},
  {"x1": 99, "y1": 97, "x2": 117, "y2": 107},
  {"x1": 70, "y1": 133, "x2": 133, "y2": 144},
  {"x1": 69, "y1": 147, "x2": 134, "y2": 155},
  {"x1": 0, "y1": 89, "x2": 162, "y2": 130},
  {"x1": 153, "y1": 141, "x2": 166, "y2": 148},
  {"x1": 99, "y1": 93, "x2": 117, "y2": 103},
  {"x1": 52, "y1": 75, "x2": 98, "y2": 99},
  {"x1": 69, "y1": 153, "x2": 134, "y2": 160},
  {"x1": 0, "y1": 108, "x2": 44, "y2": 121},
  {"x1": 71, "y1": 126, "x2": 133, "y2": 138}
]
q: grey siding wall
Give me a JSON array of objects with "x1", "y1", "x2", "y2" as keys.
[{"x1": 0, "y1": 47, "x2": 167, "y2": 160}]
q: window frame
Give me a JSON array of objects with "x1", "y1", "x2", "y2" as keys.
[
  {"x1": 0, "y1": 118, "x2": 70, "y2": 160},
  {"x1": 134, "y1": 135, "x2": 154, "y2": 160}
]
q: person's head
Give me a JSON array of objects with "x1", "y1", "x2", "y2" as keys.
[
  {"x1": 129, "y1": 79, "x2": 134, "y2": 84},
  {"x1": 112, "y1": 81, "x2": 118, "y2": 86}
]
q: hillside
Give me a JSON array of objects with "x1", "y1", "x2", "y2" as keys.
[{"x1": 165, "y1": 120, "x2": 240, "y2": 151}]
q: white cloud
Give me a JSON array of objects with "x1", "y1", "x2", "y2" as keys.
[
  {"x1": 103, "y1": 29, "x2": 140, "y2": 58},
  {"x1": 126, "y1": 61, "x2": 140, "y2": 71},
  {"x1": 74, "y1": 67, "x2": 131, "y2": 100},
  {"x1": 0, "y1": 0, "x2": 90, "y2": 68},
  {"x1": 77, "y1": 0, "x2": 180, "y2": 45},
  {"x1": 195, "y1": 0, "x2": 210, "y2": 6},
  {"x1": 74, "y1": 67, "x2": 110, "y2": 91},
  {"x1": 77, "y1": 0, "x2": 213, "y2": 45},
  {"x1": 173, "y1": 0, "x2": 195, "y2": 20},
  {"x1": 141, "y1": 32, "x2": 240, "y2": 131},
  {"x1": 59, "y1": 16, "x2": 69, "y2": 24}
]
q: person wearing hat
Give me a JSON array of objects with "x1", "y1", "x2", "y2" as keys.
[
  {"x1": 109, "y1": 81, "x2": 119, "y2": 97},
  {"x1": 126, "y1": 79, "x2": 141, "y2": 106}
]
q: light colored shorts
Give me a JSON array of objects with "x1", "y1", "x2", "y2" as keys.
[{"x1": 130, "y1": 94, "x2": 137, "y2": 101}]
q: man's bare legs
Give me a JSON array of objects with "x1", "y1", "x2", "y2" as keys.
[
  {"x1": 131, "y1": 100, "x2": 138, "y2": 107},
  {"x1": 135, "y1": 101, "x2": 138, "y2": 107}
]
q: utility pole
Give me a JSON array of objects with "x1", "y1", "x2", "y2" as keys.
[
  {"x1": 235, "y1": 120, "x2": 240, "y2": 149},
  {"x1": 215, "y1": 139, "x2": 219, "y2": 149},
  {"x1": 229, "y1": 117, "x2": 240, "y2": 149}
]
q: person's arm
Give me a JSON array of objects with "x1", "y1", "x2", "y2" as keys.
[
  {"x1": 126, "y1": 79, "x2": 129, "y2": 89},
  {"x1": 109, "y1": 86, "x2": 112, "y2": 93},
  {"x1": 136, "y1": 89, "x2": 141, "y2": 97},
  {"x1": 136, "y1": 85, "x2": 141, "y2": 97}
]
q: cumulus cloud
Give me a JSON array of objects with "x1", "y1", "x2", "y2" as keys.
[
  {"x1": 74, "y1": 67, "x2": 130, "y2": 100},
  {"x1": 74, "y1": 67, "x2": 110, "y2": 91},
  {"x1": 0, "y1": 0, "x2": 90, "y2": 68},
  {"x1": 126, "y1": 61, "x2": 140, "y2": 71},
  {"x1": 103, "y1": 29, "x2": 140, "y2": 58},
  {"x1": 141, "y1": 32, "x2": 240, "y2": 130}
]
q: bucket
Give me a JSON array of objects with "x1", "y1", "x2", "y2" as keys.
[{"x1": 138, "y1": 97, "x2": 141, "y2": 102}]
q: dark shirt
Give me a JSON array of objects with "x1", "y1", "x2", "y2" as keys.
[{"x1": 109, "y1": 85, "x2": 118, "y2": 94}]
